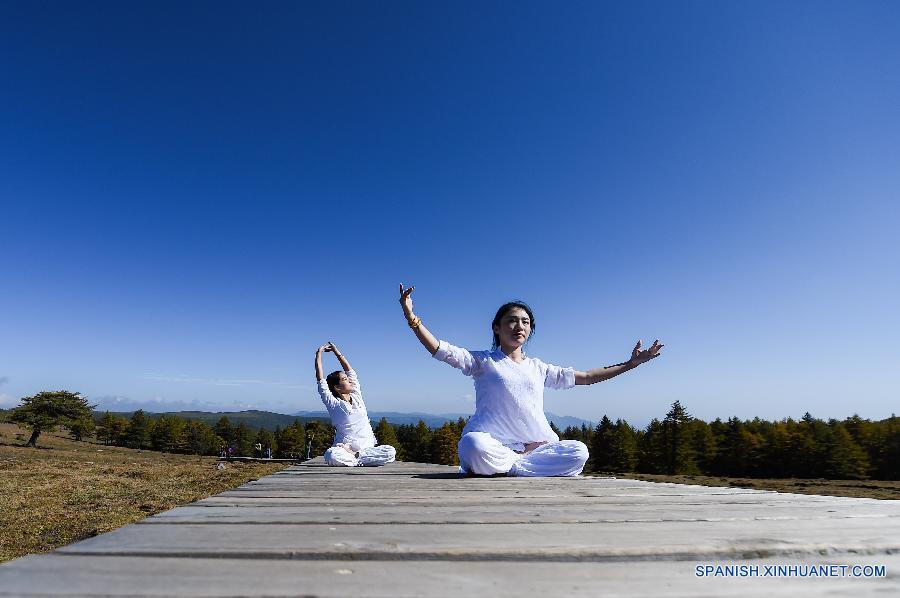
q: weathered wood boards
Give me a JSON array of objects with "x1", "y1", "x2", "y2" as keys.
[
  {"x1": 1, "y1": 458, "x2": 898, "y2": 597},
  {"x1": 2, "y1": 555, "x2": 899, "y2": 597}
]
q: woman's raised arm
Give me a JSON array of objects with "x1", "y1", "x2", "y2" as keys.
[
  {"x1": 314, "y1": 344, "x2": 328, "y2": 381},
  {"x1": 399, "y1": 283, "x2": 440, "y2": 355},
  {"x1": 574, "y1": 339, "x2": 664, "y2": 385}
]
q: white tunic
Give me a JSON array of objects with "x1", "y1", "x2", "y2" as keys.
[
  {"x1": 316, "y1": 369, "x2": 377, "y2": 451},
  {"x1": 433, "y1": 340, "x2": 576, "y2": 450}
]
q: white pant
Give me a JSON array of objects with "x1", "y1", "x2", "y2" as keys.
[
  {"x1": 324, "y1": 444, "x2": 396, "y2": 467},
  {"x1": 457, "y1": 432, "x2": 588, "y2": 477}
]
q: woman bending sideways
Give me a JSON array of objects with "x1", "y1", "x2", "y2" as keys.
[
  {"x1": 399, "y1": 284, "x2": 663, "y2": 477},
  {"x1": 314, "y1": 342, "x2": 396, "y2": 467}
]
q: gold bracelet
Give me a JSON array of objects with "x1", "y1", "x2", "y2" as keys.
[{"x1": 408, "y1": 315, "x2": 422, "y2": 330}]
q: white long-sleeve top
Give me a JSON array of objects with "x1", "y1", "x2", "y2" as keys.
[
  {"x1": 433, "y1": 340, "x2": 576, "y2": 450},
  {"x1": 317, "y1": 369, "x2": 377, "y2": 451}
]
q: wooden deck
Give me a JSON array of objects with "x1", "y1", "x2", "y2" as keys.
[{"x1": 1, "y1": 458, "x2": 899, "y2": 596}]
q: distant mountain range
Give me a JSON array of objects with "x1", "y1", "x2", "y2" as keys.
[
  {"x1": 91, "y1": 408, "x2": 594, "y2": 432},
  {"x1": 544, "y1": 412, "x2": 596, "y2": 430}
]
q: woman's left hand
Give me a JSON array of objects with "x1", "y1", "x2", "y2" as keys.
[{"x1": 630, "y1": 339, "x2": 664, "y2": 365}]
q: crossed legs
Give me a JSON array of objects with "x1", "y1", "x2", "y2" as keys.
[
  {"x1": 324, "y1": 444, "x2": 397, "y2": 467},
  {"x1": 457, "y1": 431, "x2": 588, "y2": 477}
]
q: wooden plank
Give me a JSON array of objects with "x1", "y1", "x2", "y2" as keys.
[
  {"x1": 237, "y1": 481, "x2": 781, "y2": 496},
  {"x1": 194, "y1": 494, "x2": 853, "y2": 506},
  {"x1": 211, "y1": 489, "x2": 836, "y2": 501},
  {"x1": 57, "y1": 519, "x2": 900, "y2": 560},
  {"x1": 140, "y1": 503, "x2": 900, "y2": 525},
  {"x1": 0, "y1": 555, "x2": 896, "y2": 597}
]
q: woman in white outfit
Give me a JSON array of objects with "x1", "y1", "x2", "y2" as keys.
[
  {"x1": 398, "y1": 284, "x2": 663, "y2": 477},
  {"x1": 315, "y1": 342, "x2": 396, "y2": 467}
]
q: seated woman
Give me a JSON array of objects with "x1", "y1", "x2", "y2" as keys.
[
  {"x1": 314, "y1": 342, "x2": 396, "y2": 467},
  {"x1": 398, "y1": 284, "x2": 663, "y2": 477}
]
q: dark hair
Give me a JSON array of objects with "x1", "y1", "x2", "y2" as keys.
[
  {"x1": 325, "y1": 370, "x2": 344, "y2": 396},
  {"x1": 491, "y1": 301, "x2": 536, "y2": 350}
]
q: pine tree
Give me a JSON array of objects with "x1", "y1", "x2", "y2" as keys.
[
  {"x1": 304, "y1": 420, "x2": 333, "y2": 458},
  {"x1": 881, "y1": 415, "x2": 900, "y2": 479},
  {"x1": 549, "y1": 421, "x2": 562, "y2": 437},
  {"x1": 638, "y1": 418, "x2": 667, "y2": 474},
  {"x1": 214, "y1": 416, "x2": 235, "y2": 446},
  {"x1": 126, "y1": 410, "x2": 151, "y2": 450},
  {"x1": 689, "y1": 419, "x2": 717, "y2": 474},
  {"x1": 410, "y1": 420, "x2": 432, "y2": 463},
  {"x1": 561, "y1": 426, "x2": 582, "y2": 441},
  {"x1": 10, "y1": 390, "x2": 95, "y2": 447},
  {"x1": 374, "y1": 418, "x2": 400, "y2": 455},
  {"x1": 608, "y1": 419, "x2": 639, "y2": 472},
  {"x1": 802, "y1": 414, "x2": 834, "y2": 478},
  {"x1": 395, "y1": 423, "x2": 416, "y2": 460},
  {"x1": 150, "y1": 415, "x2": 186, "y2": 453},
  {"x1": 580, "y1": 423, "x2": 594, "y2": 446},
  {"x1": 662, "y1": 400, "x2": 695, "y2": 475},
  {"x1": 824, "y1": 423, "x2": 870, "y2": 479},
  {"x1": 68, "y1": 414, "x2": 95, "y2": 442},
  {"x1": 274, "y1": 421, "x2": 306, "y2": 459},
  {"x1": 233, "y1": 422, "x2": 255, "y2": 456},
  {"x1": 184, "y1": 420, "x2": 221, "y2": 455},
  {"x1": 430, "y1": 422, "x2": 460, "y2": 465},
  {"x1": 591, "y1": 416, "x2": 615, "y2": 472},
  {"x1": 110, "y1": 417, "x2": 130, "y2": 446},
  {"x1": 96, "y1": 411, "x2": 117, "y2": 445}
]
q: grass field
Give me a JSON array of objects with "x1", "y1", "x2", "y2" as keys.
[
  {"x1": 0, "y1": 423, "x2": 288, "y2": 563},
  {"x1": 613, "y1": 472, "x2": 900, "y2": 500}
]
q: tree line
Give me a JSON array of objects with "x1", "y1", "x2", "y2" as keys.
[
  {"x1": 92, "y1": 410, "x2": 339, "y2": 459},
  {"x1": 561, "y1": 401, "x2": 900, "y2": 480},
  {"x1": 376, "y1": 402, "x2": 900, "y2": 481},
  {"x1": 6, "y1": 392, "x2": 898, "y2": 480}
]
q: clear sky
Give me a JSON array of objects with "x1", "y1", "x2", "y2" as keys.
[{"x1": 1, "y1": 1, "x2": 898, "y2": 426}]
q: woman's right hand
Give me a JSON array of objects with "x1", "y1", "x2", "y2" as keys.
[
  {"x1": 399, "y1": 283, "x2": 415, "y2": 318},
  {"x1": 398, "y1": 283, "x2": 439, "y2": 354}
]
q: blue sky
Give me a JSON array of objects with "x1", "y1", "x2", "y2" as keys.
[{"x1": 1, "y1": 1, "x2": 898, "y2": 426}]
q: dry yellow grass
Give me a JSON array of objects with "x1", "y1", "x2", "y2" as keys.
[
  {"x1": 0, "y1": 422, "x2": 288, "y2": 563},
  {"x1": 612, "y1": 472, "x2": 900, "y2": 500}
]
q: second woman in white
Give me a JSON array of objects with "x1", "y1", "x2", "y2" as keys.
[{"x1": 315, "y1": 342, "x2": 396, "y2": 467}]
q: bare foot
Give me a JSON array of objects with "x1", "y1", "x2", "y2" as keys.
[
  {"x1": 523, "y1": 441, "x2": 547, "y2": 454},
  {"x1": 335, "y1": 443, "x2": 355, "y2": 455}
]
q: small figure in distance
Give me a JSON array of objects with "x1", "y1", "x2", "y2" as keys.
[
  {"x1": 314, "y1": 342, "x2": 397, "y2": 467},
  {"x1": 399, "y1": 283, "x2": 663, "y2": 477}
]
